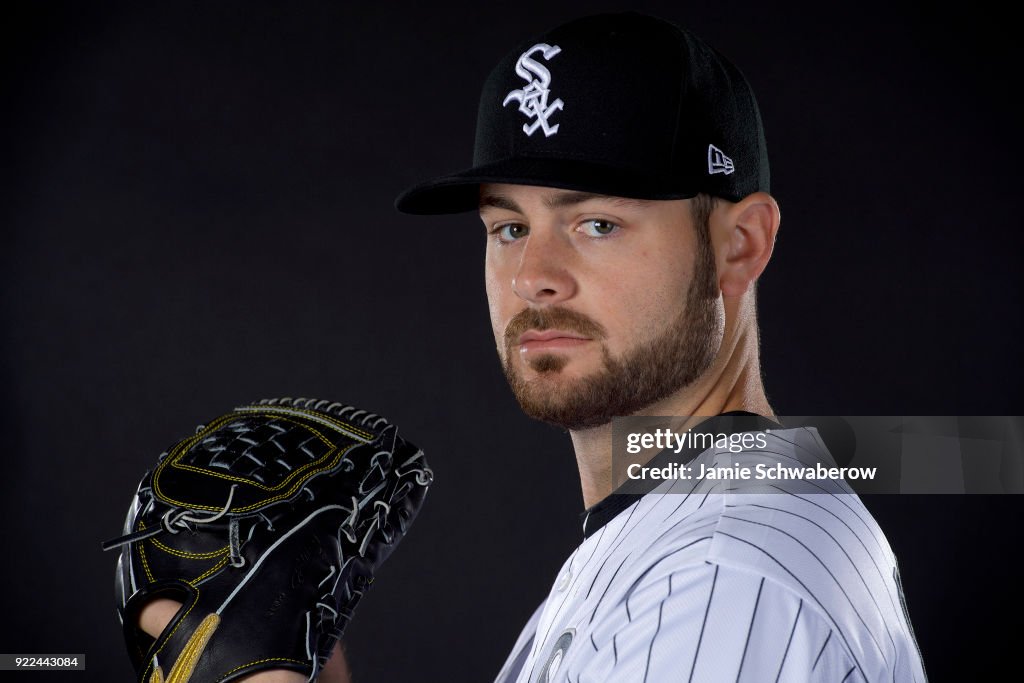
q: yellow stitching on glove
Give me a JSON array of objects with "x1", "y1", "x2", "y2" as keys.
[
  {"x1": 218, "y1": 657, "x2": 309, "y2": 678},
  {"x1": 188, "y1": 556, "x2": 229, "y2": 585},
  {"x1": 151, "y1": 537, "x2": 229, "y2": 559},
  {"x1": 139, "y1": 535, "x2": 156, "y2": 583},
  {"x1": 164, "y1": 613, "x2": 220, "y2": 683},
  {"x1": 157, "y1": 443, "x2": 359, "y2": 512},
  {"x1": 155, "y1": 410, "x2": 372, "y2": 506}
]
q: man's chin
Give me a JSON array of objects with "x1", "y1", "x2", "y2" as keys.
[
  {"x1": 519, "y1": 351, "x2": 601, "y2": 379},
  {"x1": 504, "y1": 360, "x2": 616, "y2": 430},
  {"x1": 510, "y1": 385, "x2": 613, "y2": 431}
]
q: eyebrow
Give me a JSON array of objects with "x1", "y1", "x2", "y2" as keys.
[
  {"x1": 479, "y1": 190, "x2": 647, "y2": 213},
  {"x1": 479, "y1": 194, "x2": 521, "y2": 212}
]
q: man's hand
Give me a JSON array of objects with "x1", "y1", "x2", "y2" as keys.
[{"x1": 138, "y1": 599, "x2": 351, "y2": 683}]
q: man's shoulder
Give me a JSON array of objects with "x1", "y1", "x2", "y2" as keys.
[
  {"x1": 621, "y1": 479, "x2": 918, "y2": 681},
  {"x1": 634, "y1": 428, "x2": 901, "y2": 616},
  {"x1": 624, "y1": 481, "x2": 894, "y2": 591}
]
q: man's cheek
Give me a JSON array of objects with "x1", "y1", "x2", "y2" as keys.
[
  {"x1": 488, "y1": 309, "x2": 509, "y2": 361},
  {"x1": 483, "y1": 275, "x2": 504, "y2": 341}
]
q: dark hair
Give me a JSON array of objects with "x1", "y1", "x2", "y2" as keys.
[
  {"x1": 688, "y1": 193, "x2": 720, "y2": 300},
  {"x1": 689, "y1": 193, "x2": 718, "y2": 234}
]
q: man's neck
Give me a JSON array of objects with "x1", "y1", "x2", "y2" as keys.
[{"x1": 569, "y1": 315, "x2": 772, "y2": 509}]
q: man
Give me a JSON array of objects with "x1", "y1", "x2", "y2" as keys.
[
  {"x1": 130, "y1": 11, "x2": 925, "y2": 682},
  {"x1": 396, "y1": 11, "x2": 926, "y2": 683}
]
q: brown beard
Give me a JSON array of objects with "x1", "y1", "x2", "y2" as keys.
[{"x1": 500, "y1": 226, "x2": 721, "y2": 431}]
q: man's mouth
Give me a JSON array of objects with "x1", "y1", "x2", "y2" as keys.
[{"x1": 517, "y1": 329, "x2": 591, "y2": 353}]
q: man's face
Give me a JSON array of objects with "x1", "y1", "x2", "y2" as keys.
[{"x1": 479, "y1": 183, "x2": 724, "y2": 430}]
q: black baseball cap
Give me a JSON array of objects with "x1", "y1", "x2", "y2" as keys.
[{"x1": 395, "y1": 12, "x2": 770, "y2": 215}]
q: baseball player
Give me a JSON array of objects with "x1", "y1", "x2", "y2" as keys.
[
  {"x1": 395, "y1": 11, "x2": 927, "y2": 683},
  {"x1": 112, "y1": 11, "x2": 926, "y2": 683}
]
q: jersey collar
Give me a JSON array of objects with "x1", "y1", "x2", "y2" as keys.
[{"x1": 579, "y1": 411, "x2": 782, "y2": 540}]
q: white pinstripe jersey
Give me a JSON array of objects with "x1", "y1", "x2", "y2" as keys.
[{"x1": 495, "y1": 423, "x2": 927, "y2": 683}]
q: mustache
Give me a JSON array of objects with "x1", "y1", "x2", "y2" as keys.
[{"x1": 504, "y1": 307, "x2": 607, "y2": 348}]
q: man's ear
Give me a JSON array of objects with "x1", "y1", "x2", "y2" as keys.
[{"x1": 714, "y1": 191, "x2": 780, "y2": 297}]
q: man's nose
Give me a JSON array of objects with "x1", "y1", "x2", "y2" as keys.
[{"x1": 511, "y1": 228, "x2": 577, "y2": 305}]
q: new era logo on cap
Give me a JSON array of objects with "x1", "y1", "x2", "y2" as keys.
[{"x1": 707, "y1": 144, "x2": 734, "y2": 175}]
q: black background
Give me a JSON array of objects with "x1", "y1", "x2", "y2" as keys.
[{"x1": 3, "y1": 1, "x2": 1021, "y2": 681}]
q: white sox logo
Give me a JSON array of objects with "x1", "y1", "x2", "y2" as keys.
[{"x1": 502, "y1": 43, "x2": 564, "y2": 137}]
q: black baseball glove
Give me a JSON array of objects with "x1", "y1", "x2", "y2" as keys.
[{"x1": 103, "y1": 397, "x2": 433, "y2": 682}]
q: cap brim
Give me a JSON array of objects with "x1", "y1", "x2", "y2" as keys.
[{"x1": 394, "y1": 157, "x2": 698, "y2": 215}]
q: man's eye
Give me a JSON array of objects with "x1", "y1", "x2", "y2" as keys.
[
  {"x1": 578, "y1": 219, "x2": 620, "y2": 237},
  {"x1": 495, "y1": 223, "x2": 529, "y2": 242}
]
